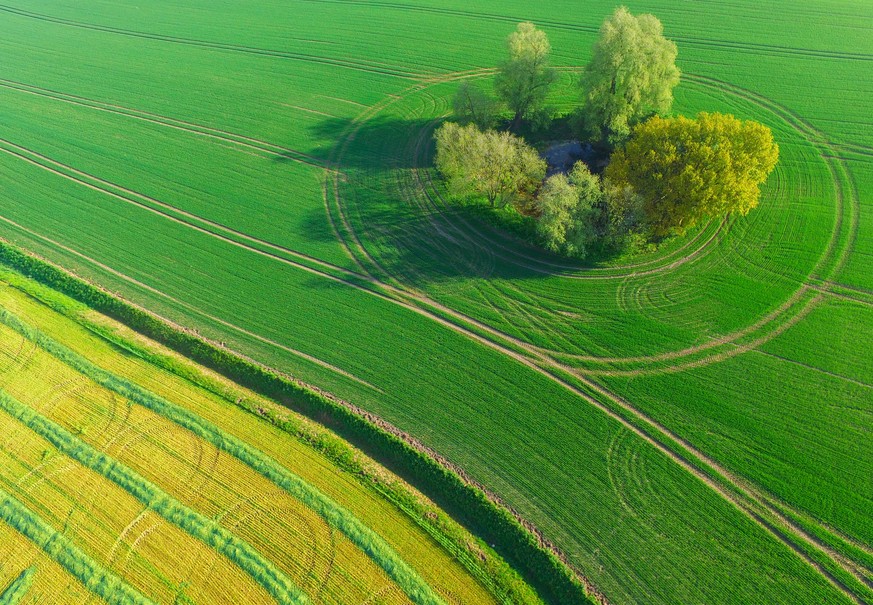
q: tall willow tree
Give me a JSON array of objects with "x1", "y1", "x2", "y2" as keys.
[
  {"x1": 581, "y1": 7, "x2": 680, "y2": 145},
  {"x1": 494, "y1": 22, "x2": 556, "y2": 131}
]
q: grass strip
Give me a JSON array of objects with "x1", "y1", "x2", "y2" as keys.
[
  {"x1": 0, "y1": 308, "x2": 447, "y2": 605},
  {"x1": 0, "y1": 567, "x2": 35, "y2": 605},
  {"x1": 0, "y1": 492, "x2": 155, "y2": 605},
  {"x1": 0, "y1": 388, "x2": 308, "y2": 605}
]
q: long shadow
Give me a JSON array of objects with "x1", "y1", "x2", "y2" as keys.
[{"x1": 274, "y1": 115, "x2": 627, "y2": 288}]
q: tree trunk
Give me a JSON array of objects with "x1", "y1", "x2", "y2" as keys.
[{"x1": 510, "y1": 110, "x2": 523, "y2": 132}]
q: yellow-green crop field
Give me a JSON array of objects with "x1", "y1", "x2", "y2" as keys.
[{"x1": 0, "y1": 270, "x2": 519, "y2": 605}]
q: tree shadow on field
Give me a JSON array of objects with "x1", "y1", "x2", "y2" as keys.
[
  {"x1": 272, "y1": 115, "x2": 621, "y2": 288},
  {"x1": 275, "y1": 116, "x2": 437, "y2": 170}
]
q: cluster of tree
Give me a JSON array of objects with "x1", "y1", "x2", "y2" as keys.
[
  {"x1": 455, "y1": 7, "x2": 679, "y2": 145},
  {"x1": 435, "y1": 7, "x2": 779, "y2": 259}
]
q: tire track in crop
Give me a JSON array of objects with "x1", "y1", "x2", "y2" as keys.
[
  {"x1": 0, "y1": 145, "x2": 382, "y2": 392},
  {"x1": 216, "y1": 491, "x2": 332, "y2": 598},
  {"x1": 13, "y1": 65, "x2": 848, "y2": 596},
  {"x1": 753, "y1": 350, "x2": 872, "y2": 390},
  {"x1": 0, "y1": 139, "x2": 540, "y2": 390},
  {"x1": 321, "y1": 69, "x2": 499, "y2": 284},
  {"x1": 3, "y1": 63, "x2": 866, "y2": 598},
  {"x1": 0, "y1": 78, "x2": 332, "y2": 171},
  {"x1": 11, "y1": 204, "x2": 868, "y2": 602},
  {"x1": 301, "y1": 0, "x2": 873, "y2": 63},
  {"x1": 0, "y1": 309, "x2": 450, "y2": 605},
  {"x1": 810, "y1": 282, "x2": 873, "y2": 309},
  {"x1": 411, "y1": 122, "x2": 729, "y2": 280},
  {"x1": 328, "y1": 69, "x2": 732, "y2": 356},
  {"x1": 328, "y1": 68, "x2": 834, "y2": 373},
  {"x1": 0, "y1": 4, "x2": 421, "y2": 80},
  {"x1": 323, "y1": 71, "x2": 872, "y2": 599},
  {"x1": 0, "y1": 388, "x2": 308, "y2": 605},
  {"x1": 380, "y1": 67, "x2": 730, "y2": 281},
  {"x1": 454, "y1": 72, "x2": 858, "y2": 375},
  {"x1": 561, "y1": 74, "x2": 861, "y2": 375},
  {"x1": 84, "y1": 408, "x2": 216, "y2": 587}
]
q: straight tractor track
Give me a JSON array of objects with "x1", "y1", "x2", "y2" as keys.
[{"x1": 0, "y1": 4, "x2": 421, "y2": 80}]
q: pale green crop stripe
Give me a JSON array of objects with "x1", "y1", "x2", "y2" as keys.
[
  {"x1": 0, "y1": 308, "x2": 447, "y2": 605},
  {"x1": 0, "y1": 567, "x2": 36, "y2": 605},
  {"x1": 0, "y1": 389, "x2": 309, "y2": 605},
  {"x1": 0, "y1": 493, "x2": 156, "y2": 605}
]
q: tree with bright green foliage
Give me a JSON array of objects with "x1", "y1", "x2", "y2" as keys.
[
  {"x1": 580, "y1": 6, "x2": 680, "y2": 145},
  {"x1": 452, "y1": 81, "x2": 499, "y2": 130},
  {"x1": 605, "y1": 112, "x2": 780, "y2": 236},
  {"x1": 434, "y1": 122, "x2": 546, "y2": 208},
  {"x1": 494, "y1": 22, "x2": 557, "y2": 131},
  {"x1": 535, "y1": 162, "x2": 604, "y2": 258}
]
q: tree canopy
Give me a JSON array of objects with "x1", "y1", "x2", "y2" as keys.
[
  {"x1": 535, "y1": 162, "x2": 604, "y2": 258},
  {"x1": 605, "y1": 112, "x2": 780, "y2": 236},
  {"x1": 434, "y1": 122, "x2": 546, "y2": 208},
  {"x1": 452, "y1": 81, "x2": 498, "y2": 130},
  {"x1": 494, "y1": 22, "x2": 557, "y2": 130},
  {"x1": 581, "y1": 6, "x2": 680, "y2": 145}
]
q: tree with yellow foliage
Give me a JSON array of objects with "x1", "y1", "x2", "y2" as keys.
[{"x1": 605, "y1": 112, "x2": 779, "y2": 236}]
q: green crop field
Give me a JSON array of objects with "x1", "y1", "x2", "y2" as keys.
[{"x1": 1, "y1": 1, "x2": 871, "y2": 604}]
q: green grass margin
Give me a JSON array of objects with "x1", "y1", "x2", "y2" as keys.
[
  {"x1": 0, "y1": 567, "x2": 36, "y2": 605},
  {"x1": 0, "y1": 239, "x2": 594, "y2": 605},
  {"x1": 0, "y1": 491, "x2": 156, "y2": 605}
]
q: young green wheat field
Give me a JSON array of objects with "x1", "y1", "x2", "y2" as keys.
[{"x1": 1, "y1": 1, "x2": 871, "y2": 604}]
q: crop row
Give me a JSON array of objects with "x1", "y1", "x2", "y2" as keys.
[
  {"x1": 0, "y1": 488, "x2": 154, "y2": 605},
  {"x1": 0, "y1": 241, "x2": 592, "y2": 604},
  {"x1": 0, "y1": 388, "x2": 309, "y2": 605},
  {"x1": 0, "y1": 567, "x2": 35, "y2": 605},
  {"x1": 0, "y1": 305, "x2": 448, "y2": 605}
]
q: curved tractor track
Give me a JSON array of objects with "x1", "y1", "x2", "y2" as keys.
[
  {"x1": 327, "y1": 68, "x2": 861, "y2": 378},
  {"x1": 324, "y1": 69, "x2": 871, "y2": 602}
]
